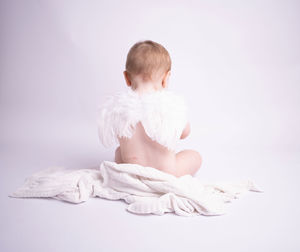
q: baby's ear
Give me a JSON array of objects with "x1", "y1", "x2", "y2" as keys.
[
  {"x1": 123, "y1": 71, "x2": 131, "y2": 87},
  {"x1": 162, "y1": 70, "x2": 171, "y2": 88}
]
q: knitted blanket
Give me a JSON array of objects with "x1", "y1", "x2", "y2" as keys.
[{"x1": 9, "y1": 161, "x2": 263, "y2": 216}]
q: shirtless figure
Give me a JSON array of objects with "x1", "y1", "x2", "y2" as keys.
[{"x1": 98, "y1": 40, "x2": 202, "y2": 177}]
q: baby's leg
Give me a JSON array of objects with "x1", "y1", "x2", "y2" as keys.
[
  {"x1": 175, "y1": 150, "x2": 202, "y2": 177},
  {"x1": 114, "y1": 146, "x2": 123, "y2": 164}
]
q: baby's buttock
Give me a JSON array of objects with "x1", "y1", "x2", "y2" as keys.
[{"x1": 121, "y1": 147, "x2": 176, "y2": 171}]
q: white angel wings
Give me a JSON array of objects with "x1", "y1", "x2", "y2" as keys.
[{"x1": 97, "y1": 88, "x2": 188, "y2": 151}]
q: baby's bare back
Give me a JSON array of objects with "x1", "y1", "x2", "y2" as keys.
[
  {"x1": 116, "y1": 122, "x2": 202, "y2": 177},
  {"x1": 117, "y1": 122, "x2": 177, "y2": 171}
]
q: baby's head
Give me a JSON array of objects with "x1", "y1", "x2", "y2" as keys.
[{"x1": 124, "y1": 40, "x2": 171, "y2": 92}]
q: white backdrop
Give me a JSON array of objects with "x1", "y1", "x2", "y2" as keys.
[
  {"x1": 1, "y1": 1, "x2": 299, "y2": 252},
  {"x1": 1, "y1": 0, "x2": 299, "y2": 154}
]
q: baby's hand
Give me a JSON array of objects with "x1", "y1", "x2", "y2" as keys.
[{"x1": 180, "y1": 122, "x2": 190, "y2": 139}]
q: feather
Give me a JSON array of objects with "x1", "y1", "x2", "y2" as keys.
[{"x1": 97, "y1": 88, "x2": 188, "y2": 151}]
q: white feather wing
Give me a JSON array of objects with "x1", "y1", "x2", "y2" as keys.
[{"x1": 97, "y1": 89, "x2": 188, "y2": 150}]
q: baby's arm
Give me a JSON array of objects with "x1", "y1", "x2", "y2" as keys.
[{"x1": 180, "y1": 122, "x2": 190, "y2": 139}]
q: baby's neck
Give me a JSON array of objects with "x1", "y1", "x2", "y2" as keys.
[{"x1": 133, "y1": 82, "x2": 164, "y2": 95}]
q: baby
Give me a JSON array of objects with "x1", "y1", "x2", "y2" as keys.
[{"x1": 97, "y1": 40, "x2": 202, "y2": 177}]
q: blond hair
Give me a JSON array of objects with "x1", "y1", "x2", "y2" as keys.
[{"x1": 125, "y1": 40, "x2": 171, "y2": 82}]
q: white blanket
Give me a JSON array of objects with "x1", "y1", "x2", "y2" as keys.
[{"x1": 9, "y1": 161, "x2": 263, "y2": 216}]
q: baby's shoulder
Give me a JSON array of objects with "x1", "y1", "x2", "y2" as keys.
[
  {"x1": 156, "y1": 90, "x2": 188, "y2": 113},
  {"x1": 143, "y1": 89, "x2": 187, "y2": 107},
  {"x1": 98, "y1": 89, "x2": 140, "y2": 112}
]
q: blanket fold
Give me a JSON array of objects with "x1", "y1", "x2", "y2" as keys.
[{"x1": 9, "y1": 161, "x2": 263, "y2": 216}]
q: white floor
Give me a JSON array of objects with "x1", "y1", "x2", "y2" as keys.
[{"x1": 1, "y1": 129, "x2": 299, "y2": 252}]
